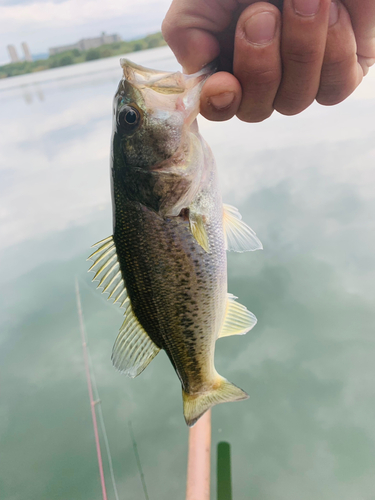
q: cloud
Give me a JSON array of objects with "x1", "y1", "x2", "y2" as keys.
[{"x1": 0, "y1": 0, "x2": 169, "y2": 28}]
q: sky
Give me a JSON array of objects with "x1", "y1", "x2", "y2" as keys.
[{"x1": 0, "y1": 0, "x2": 172, "y2": 64}]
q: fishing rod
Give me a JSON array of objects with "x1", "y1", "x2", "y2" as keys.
[
  {"x1": 186, "y1": 410, "x2": 212, "y2": 500},
  {"x1": 186, "y1": 411, "x2": 234, "y2": 500},
  {"x1": 75, "y1": 279, "x2": 108, "y2": 500}
]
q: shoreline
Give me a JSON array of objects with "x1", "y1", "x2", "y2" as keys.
[
  {"x1": 0, "y1": 32, "x2": 166, "y2": 80},
  {"x1": 0, "y1": 46, "x2": 175, "y2": 93}
]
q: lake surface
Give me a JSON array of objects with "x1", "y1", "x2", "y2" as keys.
[{"x1": 1, "y1": 46, "x2": 375, "y2": 500}]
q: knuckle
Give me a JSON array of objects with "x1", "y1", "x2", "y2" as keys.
[
  {"x1": 316, "y1": 88, "x2": 347, "y2": 106},
  {"x1": 324, "y1": 52, "x2": 357, "y2": 73},
  {"x1": 323, "y1": 47, "x2": 357, "y2": 71},
  {"x1": 317, "y1": 78, "x2": 357, "y2": 106},
  {"x1": 249, "y1": 67, "x2": 280, "y2": 87},
  {"x1": 284, "y1": 46, "x2": 322, "y2": 66},
  {"x1": 316, "y1": 55, "x2": 359, "y2": 105},
  {"x1": 161, "y1": 18, "x2": 174, "y2": 42},
  {"x1": 237, "y1": 66, "x2": 280, "y2": 94},
  {"x1": 274, "y1": 92, "x2": 311, "y2": 115},
  {"x1": 237, "y1": 106, "x2": 274, "y2": 123}
]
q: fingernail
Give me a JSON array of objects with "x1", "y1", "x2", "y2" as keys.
[
  {"x1": 209, "y1": 92, "x2": 235, "y2": 110},
  {"x1": 293, "y1": 0, "x2": 320, "y2": 16},
  {"x1": 244, "y1": 12, "x2": 277, "y2": 45},
  {"x1": 329, "y1": 0, "x2": 339, "y2": 26}
]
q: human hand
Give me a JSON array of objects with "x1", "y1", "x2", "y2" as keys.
[{"x1": 162, "y1": 0, "x2": 375, "y2": 122}]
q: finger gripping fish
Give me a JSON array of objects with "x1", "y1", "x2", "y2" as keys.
[{"x1": 88, "y1": 59, "x2": 263, "y2": 426}]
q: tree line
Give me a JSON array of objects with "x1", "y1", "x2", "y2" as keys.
[{"x1": 0, "y1": 32, "x2": 166, "y2": 79}]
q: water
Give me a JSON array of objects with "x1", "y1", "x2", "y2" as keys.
[{"x1": 1, "y1": 46, "x2": 375, "y2": 500}]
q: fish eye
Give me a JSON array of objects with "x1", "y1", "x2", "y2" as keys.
[
  {"x1": 118, "y1": 105, "x2": 140, "y2": 133},
  {"x1": 124, "y1": 109, "x2": 137, "y2": 124}
]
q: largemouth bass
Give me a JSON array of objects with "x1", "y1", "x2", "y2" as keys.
[{"x1": 88, "y1": 59, "x2": 262, "y2": 426}]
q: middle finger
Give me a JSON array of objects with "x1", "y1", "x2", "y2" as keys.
[{"x1": 274, "y1": 0, "x2": 331, "y2": 115}]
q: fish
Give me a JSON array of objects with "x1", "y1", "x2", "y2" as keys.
[{"x1": 88, "y1": 59, "x2": 263, "y2": 426}]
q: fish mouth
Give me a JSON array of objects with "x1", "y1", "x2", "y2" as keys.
[
  {"x1": 120, "y1": 58, "x2": 216, "y2": 122},
  {"x1": 120, "y1": 58, "x2": 216, "y2": 94}
]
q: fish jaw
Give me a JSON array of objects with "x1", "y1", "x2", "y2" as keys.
[{"x1": 120, "y1": 58, "x2": 215, "y2": 126}]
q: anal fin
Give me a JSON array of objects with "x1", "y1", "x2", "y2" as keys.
[
  {"x1": 112, "y1": 301, "x2": 160, "y2": 378},
  {"x1": 218, "y1": 293, "x2": 257, "y2": 338}
]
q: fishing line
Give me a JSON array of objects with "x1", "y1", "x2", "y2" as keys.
[
  {"x1": 77, "y1": 275, "x2": 149, "y2": 499},
  {"x1": 75, "y1": 279, "x2": 108, "y2": 500},
  {"x1": 78, "y1": 274, "x2": 124, "y2": 316},
  {"x1": 75, "y1": 278, "x2": 120, "y2": 500},
  {"x1": 87, "y1": 340, "x2": 121, "y2": 500},
  {"x1": 128, "y1": 420, "x2": 150, "y2": 500}
]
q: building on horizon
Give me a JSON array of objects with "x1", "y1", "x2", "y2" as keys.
[
  {"x1": 49, "y1": 33, "x2": 121, "y2": 56},
  {"x1": 7, "y1": 45, "x2": 19, "y2": 63},
  {"x1": 21, "y1": 42, "x2": 33, "y2": 62}
]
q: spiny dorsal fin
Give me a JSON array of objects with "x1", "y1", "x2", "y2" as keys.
[
  {"x1": 218, "y1": 293, "x2": 257, "y2": 338},
  {"x1": 223, "y1": 204, "x2": 263, "y2": 252},
  {"x1": 112, "y1": 300, "x2": 160, "y2": 378},
  {"x1": 88, "y1": 236, "x2": 159, "y2": 377},
  {"x1": 87, "y1": 236, "x2": 128, "y2": 308},
  {"x1": 189, "y1": 213, "x2": 210, "y2": 253}
]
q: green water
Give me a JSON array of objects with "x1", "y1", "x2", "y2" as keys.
[{"x1": 1, "y1": 46, "x2": 375, "y2": 500}]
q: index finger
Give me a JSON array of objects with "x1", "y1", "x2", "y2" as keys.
[{"x1": 162, "y1": 0, "x2": 229, "y2": 73}]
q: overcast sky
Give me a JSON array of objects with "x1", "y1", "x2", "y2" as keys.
[{"x1": 0, "y1": 0, "x2": 172, "y2": 64}]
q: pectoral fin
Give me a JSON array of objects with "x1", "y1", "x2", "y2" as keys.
[
  {"x1": 223, "y1": 204, "x2": 263, "y2": 252},
  {"x1": 189, "y1": 213, "x2": 210, "y2": 253},
  {"x1": 218, "y1": 293, "x2": 257, "y2": 338}
]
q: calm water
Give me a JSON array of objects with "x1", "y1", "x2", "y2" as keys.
[{"x1": 1, "y1": 46, "x2": 375, "y2": 500}]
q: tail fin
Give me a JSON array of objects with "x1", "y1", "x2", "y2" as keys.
[{"x1": 183, "y1": 376, "x2": 248, "y2": 427}]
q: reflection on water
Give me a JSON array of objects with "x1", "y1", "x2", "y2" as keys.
[
  {"x1": 1, "y1": 46, "x2": 375, "y2": 500},
  {"x1": 21, "y1": 83, "x2": 45, "y2": 104}
]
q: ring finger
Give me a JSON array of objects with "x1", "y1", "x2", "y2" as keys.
[{"x1": 274, "y1": 0, "x2": 331, "y2": 115}]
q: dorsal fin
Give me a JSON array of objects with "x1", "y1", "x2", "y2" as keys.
[
  {"x1": 87, "y1": 236, "x2": 128, "y2": 307},
  {"x1": 88, "y1": 236, "x2": 159, "y2": 377},
  {"x1": 218, "y1": 293, "x2": 257, "y2": 338},
  {"x1": 223, "y1": 204, "x2": 263, "y2": 252}
]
